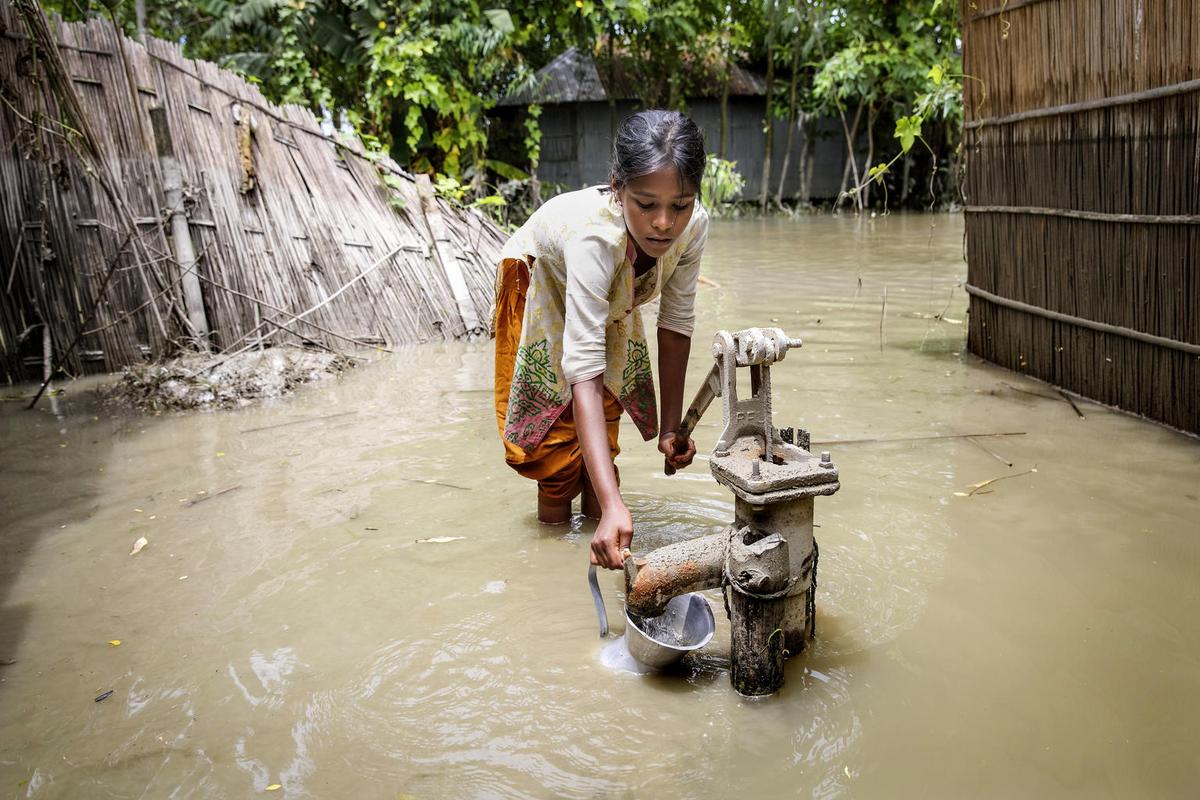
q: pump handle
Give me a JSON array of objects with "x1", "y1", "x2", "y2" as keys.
[{"x1": 665, "y1": 362, "x2": 720, "y2": 475}]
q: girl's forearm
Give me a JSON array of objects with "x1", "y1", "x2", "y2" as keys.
[
  {"x1": 657, "y1": 328, "x2": 692, "y2": 437},
  {"x1": 571, "y1": 376, "x2": 623, "y2": 511}
]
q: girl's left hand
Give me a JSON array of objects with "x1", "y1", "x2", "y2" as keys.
[{"x1": 658, "y1": 432, "x2": 696, "y2": 470}]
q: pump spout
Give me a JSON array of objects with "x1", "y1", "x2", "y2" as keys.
[{"x1": 624, "y1": 532, "x2": 727, "y2": 618}]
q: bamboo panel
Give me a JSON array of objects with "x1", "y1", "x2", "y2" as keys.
[
  {"x1": 963, "y1": 0, "x2": 1199, "y2": 120},
  {"x1": 964, "y1": 94, "x2": 1200, "y2": 217},
  {"x1": 0, "y1": 0, "x2": 506, "y2": 383},
  {"x1": 960, "y1": 0, "x2": 1200, "y2": 433},
  {"x1": 965, "y1": 214, "x2": 1199, "y2": 344},
  {"x1": 968, "y1": 300, "x2": 1198, "y2": 433}
]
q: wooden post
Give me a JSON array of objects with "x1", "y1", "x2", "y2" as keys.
[
  {"x1": 42, "y1": 323, "x2": 60, "y2": 416},
  {"x1": 727, "y1": 526, "x2": 790, "y2": 696},
  {"x1": 148, "y1": 105, "x2": 210, "y2": 351},
  {"x1": 729, "y1": 592, "x2": 787, "y2": 696}
]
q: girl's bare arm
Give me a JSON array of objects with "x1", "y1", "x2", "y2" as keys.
[
  {"x1": 573, "y1": 376, "x2": 632, "y2": 568},
  {"x1": 657, "y1": 328, "x2": 696, "y2": 468}
]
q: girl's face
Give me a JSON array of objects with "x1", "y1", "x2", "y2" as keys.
[{"x1": 612, "y1": 166, "x2": 697, "y2": 260}]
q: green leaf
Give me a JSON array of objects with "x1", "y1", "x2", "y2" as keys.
[
  {"x1": 927, "y1": 64, "x2": 944, "y2": 86},
  {"x1": 483, "y1": 9, "x2": 515, "y2": 35},
  {"x1": 471, "y1": 194, "x2": 507, "y2": 207},
  {"x1": 894, "y1": 115, "x2": 921, "y2": 153},
  {"x1": 310, "y1": 9, "x2": 358, "y2": 63},
  {"x1": 867, "y1": 163, "x2": 889, "y2": 183},
  {"x1": 484, "y1": 159, "x2": 530, "y2": 182}
]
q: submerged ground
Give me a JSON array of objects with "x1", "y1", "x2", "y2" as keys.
[{"x1": 2, "y1": 214, "x2": 1198, "y2": 798}]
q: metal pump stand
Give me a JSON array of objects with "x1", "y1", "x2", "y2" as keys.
[{"x1": 625, "y1": 327, "x2": 841, "y2": 696}]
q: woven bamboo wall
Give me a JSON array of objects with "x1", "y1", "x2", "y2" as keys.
[
  {"x1": 0, "y1": 1, "x2": 506, "y2": 383},
  {"x1": 960, "y1": 0, "x2": 1200, "y2": 433}
]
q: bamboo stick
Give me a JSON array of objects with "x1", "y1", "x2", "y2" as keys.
[
  {"x1": 965, "y1": 205, "x2": 1200, "y2": 225},
  {"x1": 966, "y1": 284, "x2": 1200, "y2": 357}
]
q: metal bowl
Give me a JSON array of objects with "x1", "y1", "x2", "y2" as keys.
[{"x1": 623, "y1": 593, "x2": 715, "y2": 669}]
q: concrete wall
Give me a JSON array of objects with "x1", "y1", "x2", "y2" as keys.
[{"x1": 533, "y1": 99, "x2": 858, "y2": 201}]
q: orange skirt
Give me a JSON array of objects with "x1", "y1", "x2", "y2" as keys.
[{"x1": 494, "y1": 257, "x2": 621, "y2": 503}]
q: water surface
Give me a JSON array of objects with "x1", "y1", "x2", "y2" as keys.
[{"x1": 2, "y1": 214, "x2": 1198, "y2": 798}]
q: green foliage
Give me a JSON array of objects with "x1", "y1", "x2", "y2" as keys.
[
  {"x1": 701, "y1": 155, "x2": 747, "y2": 213},
  {"x1": 471, "y1": 194, "x2": 507, "y2": 207},
  {"x1": 484, "y1": 159, "x2": 530, "y2": 182},
  {"x1": 44, "y1": 0, "x2": 963, "y2": 214},
  {"x1": 894, "y1": 114, "x2": 922, "y2": 153},
  {"x1": 379, "y1": 171, "x2": 408, "y2": 212},
  {"x1": 522, "y1": 104, "x2": 542, "y2": 171},
  {"x1": 433, "y1": 174, "x2": 468, "y2": 203},
  {"x1": 855, "y1": 57, "x2": 964, "y2": 203}
]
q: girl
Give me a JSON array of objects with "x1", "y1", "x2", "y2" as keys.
[{"x1": 493, "y1": 110, "x2": 709, "y2": 570}]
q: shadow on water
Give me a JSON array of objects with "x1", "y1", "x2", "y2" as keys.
[{"x1": 0, "y1": 387, "x2": 120, "y2": 684}]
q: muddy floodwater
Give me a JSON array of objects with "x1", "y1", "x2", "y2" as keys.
[{"x1": 3, "y1": 214, "x2": 1199, "y2": 798}]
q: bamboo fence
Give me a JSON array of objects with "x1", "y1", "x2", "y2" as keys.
[
  {"x1": 0, "y1": 0, "x2": 506, "y2": 384},
  {"x1": 960, "y1": 0, "x2": 1199, "y2": 434}
]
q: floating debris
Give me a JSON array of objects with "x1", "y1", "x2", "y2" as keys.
[{"x1": 958, "y1": 468, "x2": 1037, "y2": 497}]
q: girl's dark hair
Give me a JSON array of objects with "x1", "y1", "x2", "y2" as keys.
[{"x1": 610, "y1": 110, "x2": 706, "y2": 193}]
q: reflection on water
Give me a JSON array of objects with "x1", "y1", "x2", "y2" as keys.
[{"x1": 2, "y1": 214, "x2": 1199, "y2": 797}]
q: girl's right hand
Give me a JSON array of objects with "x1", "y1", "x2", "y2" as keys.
[{"x1": 590, "y1": 501, "x2": 633, "y2": 569}]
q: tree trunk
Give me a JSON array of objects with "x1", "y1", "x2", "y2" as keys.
[
  {"x1": 607, "y1": 29, "x2": 617, "y2": 141},
  {"x1": 945, "y1": 117, "x2": 961, "y2": 206},
  {"x1": 718, "y1": 23, "x2": 732, "y2": 159},
  {"x1": 836, "y1": 101, "x2": 864, "y2": 209},
  {"x1": 719, "y1": 70, "x2": 730, "y2": 159},
  {"x1": 797, "y1": 111, "x2": 815, "y2": 206},
  {"x1": 774, "y1": 43, "x2": 801, "y2": 207},
  {"x1": 758, "y1": 0, "x2": 777, "y2": 211},
  {"x1": 529, "y1": 168, "x2": 542, "y2": 210},
  {"x1": 862, "y1": 103, "x2": 876, "y2": 209}
]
